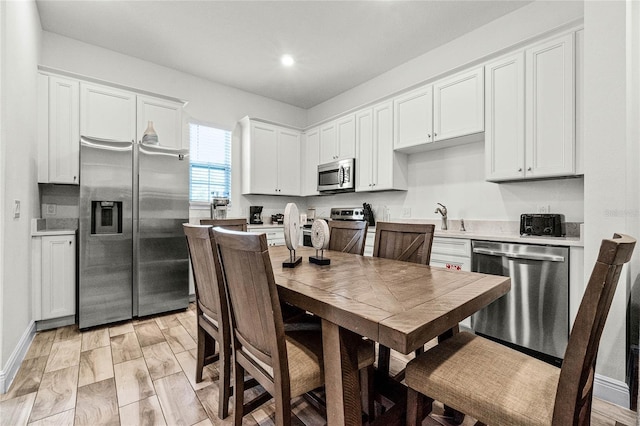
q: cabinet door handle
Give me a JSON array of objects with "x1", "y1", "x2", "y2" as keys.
[
  {"x1": 434, "y1": 132, "x2": 438, "y2": 137},
  {"x1": 69, "y1": 241, "x2": 72, "y2": 245},
  {"x1": 527, "y1": 167, "x2": 532, "y2": 171},
  {"x1": 518, "y1": 168, "x2": 522, "y2": 172},
  {"x1": 427, "y1": 134, "x2": 431, "y2": 139}
]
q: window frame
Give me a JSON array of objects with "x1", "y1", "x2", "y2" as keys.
[{"x1": 187, "y1": 119, "x2": 233, "y2": 209}]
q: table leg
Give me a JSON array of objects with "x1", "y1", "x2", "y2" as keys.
[{"x1": 321, "y1": 319, "x2": 363, "y2": 426}]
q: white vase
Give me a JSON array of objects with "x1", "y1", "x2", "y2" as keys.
[{"x1": 142, "y1": 121, "x2": 159, "y2": 144}]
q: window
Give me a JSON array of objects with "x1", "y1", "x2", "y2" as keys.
[{"x1": 189, "y1": 122, "x2": 232, "y2": 202}]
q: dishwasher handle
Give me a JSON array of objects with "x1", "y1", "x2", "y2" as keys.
[{"x1": 472, "y1": 247, "x2": 565, "y2": 262}]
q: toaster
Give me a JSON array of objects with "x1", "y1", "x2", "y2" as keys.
[{"x1": 520, "y1": 214, "x2": 564, "y2": 237}]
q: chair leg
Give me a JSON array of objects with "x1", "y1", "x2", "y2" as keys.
[
  {"x1": 196, "y1": 326, "x2": 205, "y2": 383},
  {"x1": 378, "y1": 345, "x2": 391, "y2": 377},
  {"x1": 218, "y1": 339, "x2": 231, "y2": 419},
  {"x1": 406, "y1": 388, "x2": 433, "y2": 426},
  {"x1": 360, "y1": 365, "x2": 375, "y2": 421},
  {"x1": 406, "y1": 388, "x2": 422, "y2": 426},
  {"x1": 233, "y1": 362, "x2": 245, "y2": 426}
]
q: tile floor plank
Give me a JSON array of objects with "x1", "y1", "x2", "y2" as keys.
[
  {"x1": 0, "y1": 392, "x2": 37, "y2": 426},
  {"x1": 161, "y1": 325, "x2": 196, "y2": 354},
  {"x1": 27, "y1": 409, "x2": 75, "y2": 426},
  {"x1": 175, "y1": 348, "x2": 217, "y2": 391},
  {"x1": 110, "y1": 332, "x2": 143, "y2": 364},
  {"x1": 75, "y1": 378, "x2": 119, "y2": 426},
  {"x1": 23, "y1": 330, "x2": 55, "y2": 361},
  {"x1": 0, "y1": 356, "x2": 47, "y2": 402},
  {"x1": 54, "y1": 325, "x2": 81, "y2": 342},
  {"x1": 78, "y1": 346, "x2": 114, "y2": 387},
  {"x1": 118, "y1": 395, "x2": 166, "y2": 426},
  {"x1": 81, "y1": 327, "x2": 110, "y2": 352},
  {"x1": 113, "y1": 357, "x2": 155, "y2": 407},
  {"x1": 29, "y1": 365, "x2": 78, "y2": 422},
  {"x1": 134, "y1": 321, "x2": 166, "y2": 348},
  {"x1": 43, "y1": 339, "x2": 81, "y2": 373},
  {"x1": 154, "y1": 372, "x2": 208, "y2": 426},
  {"x1": 154, "y1": 315, "x2": 181, "y2": 330},
  {"x1": 141, "y1": 341, "x2": 182, "y2": 381},
  {"x1": 109, "y1": 323, "x2": 135, "y2": 337}
]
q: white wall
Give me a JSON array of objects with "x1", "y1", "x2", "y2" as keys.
[
  {"x1": 584, "y1": 0, "x2": 640, "y2": 402},
  {"x1": 0, "y1": 0, "x2": 41, "y2": 379},
  {"x1": 305, "y1": 1, "x2": 586, "y2": 225},
  {"x1": 307, "y1": 1, "x2": 584, "y2": 125},
  {"x1": 307, "y1": 142, "x2": 584, "y2": 224}
]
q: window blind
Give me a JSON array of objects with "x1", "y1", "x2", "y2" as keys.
[{"x1": 189, "y1": 123, "x2": 231, "y2": 202}]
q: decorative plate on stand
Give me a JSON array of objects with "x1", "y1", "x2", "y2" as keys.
[
  {"x1": 282, "y1": 203, "x2": 302, "y2": 267},
  {"x1": 310, "y1": 219, "x2": 330, "y2": 265}
]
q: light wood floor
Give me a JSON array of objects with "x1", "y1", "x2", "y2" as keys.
[{"x1": 1, "y1": 304, "x2": 637, "y2": 426}]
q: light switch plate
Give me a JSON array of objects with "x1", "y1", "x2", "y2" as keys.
[
  {"x1": 402, "y1": 207, "x2": 411, "y2": 218},
  {"x1": 14, "y1": 200, "x2": 20, "y2": 218},
  {"x1": 46, "y1": 203, "x2": 57, "y2": 215}
]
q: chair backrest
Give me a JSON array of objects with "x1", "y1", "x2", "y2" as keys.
[
  {"x1": 554, "y1": 233, "x2": 636, "y2": 425},
  {"x1": 373, "y1": 222, "x2": 435, "y2": 265},
  {"x1": 183, "y1": 224, "x2": 229, "y2": 329},
  {"x1": 328, "y1": 220, "x2": 368, "y2": 255},
  {"x1": 211, "y1": 227, "x2": 288, "y2": 381},
  {"x1": 200, "y1": 218, "x2": 248, "y2": 232}
]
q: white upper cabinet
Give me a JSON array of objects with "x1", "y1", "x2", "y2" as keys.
[
  {"x1": 433, "y1": 67, "x2": 484, "y2": 141},
  {"x1": 301, "y1": 127, "x2": 320, "y2": 196},
  {"x1": 319, "y1": 115, "x2": 356, "y2": 164},
  {"x1": 241, "y1": 118, "x2": 301, "y2": 196},
  {"x1": 485, "y1": 52, "x2": 526, "y2": 181},
  {"x1": 575, "y1": 29, "x2": 584, "y2": 175},
  {"x1": 393, "y1": 85, "x2": 433, "y2": 151},
  {"x1": 137, "y1": 95, "x2": 183, "y2": 149},
  {"x1": 38, "y1": 74, "x2": 80, "y2": 185},
  {"x1": 525, "y1": 33, "x2": 575, "y2": 178},
  {"x1": 81, "y1": 82, "x2": 136, "y2": 141},
  {"x1": 485, "y1": 32, "x2": 576, "y2": 182},
  {"x1": 356, "y1": 101, "x2": 407, "y2": 192},
  {"x1": 394, "y1": 66, "x2": 484, "y2": 153}
]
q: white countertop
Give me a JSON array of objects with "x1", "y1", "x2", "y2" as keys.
[{"x1": 32, "y1": 229, "x2": 76, "y2": 237}]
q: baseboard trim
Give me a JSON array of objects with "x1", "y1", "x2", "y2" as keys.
[
  {"x1": 594, "y1": 373, "x2": 631, "y2": 408},
  {"x1": 0, "y1": 321, "x2": 36, "y2": 394}
]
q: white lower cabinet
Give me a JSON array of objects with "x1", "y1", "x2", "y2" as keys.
[
  {"x1": 430, "y1": 237, "x2": 471, "y2": 328},
  {"x1": 32, "y1": 233, "x2": 76, "y2": 326},
  {"x1": 249, "y1": 226, "x2": 285, "y2": 246}
]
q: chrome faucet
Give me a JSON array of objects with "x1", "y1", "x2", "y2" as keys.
[{"x1": 434, "y1": 203, "x2": 448, "y2": 230}]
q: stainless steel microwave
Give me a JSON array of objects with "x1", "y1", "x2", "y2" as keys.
[{"x1": 317, "y1": 158, "x2": 355, "y2": 193}]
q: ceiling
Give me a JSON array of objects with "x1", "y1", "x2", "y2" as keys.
[{"x1": 36, "y1": 0, "x2": 533, "y2": 109}]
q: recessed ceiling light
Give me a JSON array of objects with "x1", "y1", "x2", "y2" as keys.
[{"x1": 281, "y1": 54, "x2": 295, "y2": 67}]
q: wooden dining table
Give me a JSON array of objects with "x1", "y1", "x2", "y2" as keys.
[{"x1": 268, "y1": 245, "x2": 511, "y2": 426}]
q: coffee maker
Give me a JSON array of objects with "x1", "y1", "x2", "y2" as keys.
[{"x1": 249, "y1": 206, "x2": 263, "y2": 224}]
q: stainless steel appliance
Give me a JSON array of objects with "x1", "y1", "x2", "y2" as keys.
[
  {"x1": 330, "y1": 207, "x2": 364, "y2": 221},
  {"x1": 520, "y1": 213, "x2": 564, "y2": 236},
  {"x1": 471, "y1": 240, "x2": 569, "y2": 363},
  {"x1": 249, "y1": 206, "x2": 263, "y2": 224},
  {"x1": 318, "y1": 158, "x2": 355, "y2": 193},
  {"x1": 79, "y1": 136, "x2": 189, "y2": 329},
  {"x1": 211, "y1": 197, "x2": 229, "y2": 219}
]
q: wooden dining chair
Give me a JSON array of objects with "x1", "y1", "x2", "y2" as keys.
[
  {"x1": 405, "y1": 233, "x2": 636, "y2": 426},
  {"x1": 328, "y1": 220, "x2": 368, "y2": 255},
  {"x1": 183, "y1": 224, "x2": 233, "y2": 418},
  {"x1": 200, "y1": 218, "x2": 248, "y2": 231},
  {"x1": 212, "y1": 227, "x2": 375, "y2": 425},
  {"x1": 373, "y1": 222, "x2": 436, "y2": 378}
]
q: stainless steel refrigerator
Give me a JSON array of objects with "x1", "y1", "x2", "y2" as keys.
[{"x1": 79, "y1": 136, "x2": 189, "y2": 329}]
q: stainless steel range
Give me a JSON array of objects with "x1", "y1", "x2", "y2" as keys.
[{"x1": 302, "y1": 207, "x2": 365, "y2": 247}]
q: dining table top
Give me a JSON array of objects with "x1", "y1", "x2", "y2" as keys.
[{"x1": 269, "y1": 245, "x2": 511, "y2": 355}]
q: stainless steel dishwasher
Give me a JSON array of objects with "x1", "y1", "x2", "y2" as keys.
[{"x1": 471, "y1": 240, "x2": 569, "y2": 363}]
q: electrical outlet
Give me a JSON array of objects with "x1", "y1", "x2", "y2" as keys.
[
  {"x1": 46, "y1": 203, "x2": 57, "y2": 215},
  {"x1": 402, "y1": 207, "x2": 411, "y2": 218},
  {"x1": 537, "y1": 205, "x2": 550, "y2": 214}
]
